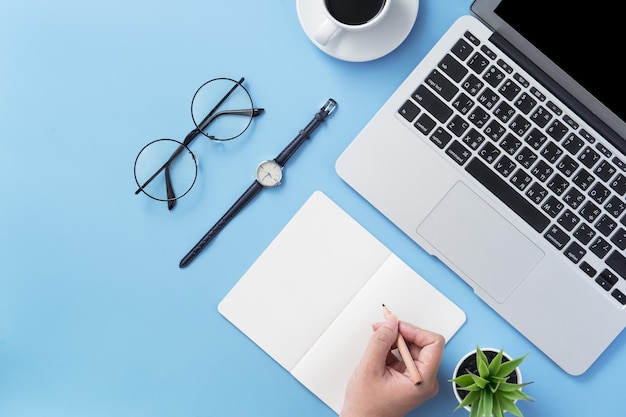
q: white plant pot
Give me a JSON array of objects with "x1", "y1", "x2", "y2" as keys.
[{"x1": 451, "y1": 347, "x2": 522, "y2": 414}]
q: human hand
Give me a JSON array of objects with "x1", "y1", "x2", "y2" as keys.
[{"x1": 339, "y1": 314, "x2": 445, "y2": 417}]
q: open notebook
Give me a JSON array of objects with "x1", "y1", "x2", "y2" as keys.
[{"x1": 218, "y1": 191, "x2": 466, "y2": 414}]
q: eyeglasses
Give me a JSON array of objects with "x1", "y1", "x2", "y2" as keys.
[{"x1": 133, "y1": 77, "x2": 264, "y2": 210}]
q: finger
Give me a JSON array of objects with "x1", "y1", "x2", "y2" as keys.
[{"x1": 361, "y1": 314, "x2": 399, "y2": 377}]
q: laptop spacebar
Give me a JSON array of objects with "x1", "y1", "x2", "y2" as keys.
[{"x1": 465, "y1": 158, "x2": 550, "y2": 233}]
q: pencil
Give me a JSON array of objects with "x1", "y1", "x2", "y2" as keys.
[{"x1": 382, "y1": 304, "x2": 423, "y2": 386}]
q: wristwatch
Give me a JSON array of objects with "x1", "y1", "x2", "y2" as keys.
[{"x1": 179, "y1": 98, "x2": 337, "y2": 268}]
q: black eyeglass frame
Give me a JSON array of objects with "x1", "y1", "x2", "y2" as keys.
[{"x1": 133, "y1": 77, "x2": 264, "y2": 210}]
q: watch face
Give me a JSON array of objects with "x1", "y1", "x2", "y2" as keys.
[{"x1": 256, "y1": 160, "x2": 282, "y2": 187}]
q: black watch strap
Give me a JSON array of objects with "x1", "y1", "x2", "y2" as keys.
[
  {"x1": 179, "y1": 99, "x2": 337, "y2": 268},
  {"x1": 275, "y1": 99, "x2": 337, "y2": 166},
  {"x1": 179, "y1": 180, "x2": 263, "y2": 268}
]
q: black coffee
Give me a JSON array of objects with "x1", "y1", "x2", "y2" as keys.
[{"x1": 325, "y1": 0, "x2": 386, "y2": 26}]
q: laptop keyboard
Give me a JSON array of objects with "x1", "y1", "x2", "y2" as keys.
[{"x1": 398, "y1": 30, "x2": 626, "y2": 307}]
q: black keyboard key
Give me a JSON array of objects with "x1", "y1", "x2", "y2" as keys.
[
  {"x1": 530, "y1": 105, "x2": 552, "y2": 128},
  {"x1": 579, "y1": 200, "x2": 601, "y2": 223},
  {"x1": 447, "y1": 115, "x2": 470, "y2": 137},
  {"x1": 547, "y1": 100, "x2": 562, "y2": 115},
  {"x1": 451, "y1": 39, "x2": 473, "y2": 61},
  {"x1": 464, "y1": 31, "x2": 480, "y2": 45},
  {"x1": 468, "y1": 52, "x2": 489, "y2": 74},
  {"x1": 589, "y1": 236, "x2": 612, "y2": 259},
  {"x1": 610, "y1": 173, "x2": 626, "y2": 196},
  {"x1": 516, "y1": 147, "x2": 538, "y2": 169},
  {"x1": 462, "y1": 73, "x2": 485, "y2": 96},
  {"x1": 495, "y1": 155, "x2": 516, "y2": 177},
  {"x1": 596, "y1": 269, "x2": 618, "y2": 291},
  {"x1": 605, "y1": 195, "x2": 626, "y2": 218},
  {"x1": 500, "y1": 134, "x2": 522, "y2": 155},
  {"x1": 573, "y1": 223, "x2": 596, "y2": 245},
  {"x1": 578, "y1": 146, "x2": 601, "y2": 169},
  {"x1": 514, "y1": 92, "x2": 537, "y2": 114},
  {"x1": 446, "y1": 140, "x2": 472, "y2": 165},
  {"x1": 558, "y1": 209, "x2": 580, "y2": 231},
  {"x1": 562, "y1": 133, "x2": 584, "y2": 155},
  {"x1": 467, "y1": 106, "x2": 490, "y2": 128},
  {"x1": 413, "y1": 85, "x2": 453, "y2": 123},
  {"x1": 430, "y1": 127, "x2": 453, "y2": 149},
  {"x1": 494, "y1": 101, "x2": 515, "y2": 123},
  {"x1": 580, "y1": 261, "x2": 596, "y2": 277},
  {"x1": 594, "y1": 160, "x2": 617, "y2": 183},
  {"x1": 526, "y1": 182, "x2": 548, "y2": 204},
  {"x1": 564, "y1": 241, "x2": 586, "y2": 264},
  {"x1": 531, "y1": 160, "x2": 553, "y2": 182},
  {"x1": 414, "y1": 113, "x2": 436, "y2": 136},
  {"x1": 546, "y1": 173, "x2": 569, "y2": 196},
  {"x1": 610, "y1": 228, "x2": 626, "y2": 250},
  {"x1": 499, "y1": 79, "x2": 521, "y2": 101},
  {"x1": 544, "y1": 224, "x2": 570, "y2": 249},
  {"x1": 541, "y1": 196, "x2": 564, "y2": 218},
  {"x1": 563, "y1": 187, "x2": 585, "y2": 209},
  {"x1": 461, "y1": 128, "x2": 485, "y2": 150},
  {"x1": 477, "y1": 87, "x2": 499, "y2": 109},
  {"x1": 399, "y1": 100, "x2": 420, "y2": 122},
  {"x1": 572, "y1": 168, "x2": 594, "y2": 191},
  {"x1": 556, "y1": 155, "x2": 579, "y2": 177},
  {"x1": 426, "y1": 69, "x2": 459, "y2": 101},
  {"x1": 509, "y1": 114, "x2": 532, "y2": 137},
  {"x1": 478, "y1": 142, "x2": 500, "y2": 163},
  {"x1": 611, "y1": 289, "x2": 626, "y2": 305},
  {"x1": 595, "y1": 215, "x2": 617, "y2": 237},
  {"x1": 510, "y1": 168, "x2": 532, "y2": 191},
  {"x1": 483, "y1": 119, "x2": 506, "y2": 141},
  {"x1": 483, "y1": 65, "x2": 505, "y2": 87},
  {"x1": 465, "y1": 158, "x2": 550, "y2": 232},
  {"x1": 541, "y1": 142, "x2": 563, "y2": 164},
  {"x1": 588, "y1": 182, "x2": 611, "y2": 204},
  {"x1": 452, "y1": 93, "x2": 475, "y2": 115},
  {"x1": 525, "y1": 128, "x2": 547, "y2": 150},
  {"x1": 606, "y1": 251, "x2": 626, "y2": 280},
  {"x1": 439, "y1": 54, "x2": 468, "y2": 83},
  {"x1": 546, "y1": 119, "x2": 569, "y2": 141}
]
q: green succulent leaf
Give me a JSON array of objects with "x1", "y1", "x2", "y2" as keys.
[
  {"x1": 469, "y1": 372, "x2": 490, "y2": 389},
  {"x1": 450, "y1": 373, "x2": 475, "y2": 387},
  {"x1": 499, "y1": 395, "x2": 525, "y2": 417},
  {"x1": 476, "y1": 347, "x2": 490, "y2": 378},
  {"x1": 480, "y1": 389, "x2": 494, "y2": 417},
  {"x1": 493, "y1": 396, "x2": 504, "y2": 417},
  {"x1": 455, "y1": 390, "x2": 481, "y2": 411},
  {"x1": 496, "y1": 353, "x2": 528, "y2": 378},
  {"x1": 487, "y1": 349, "x2": 504, "y2": 375}
]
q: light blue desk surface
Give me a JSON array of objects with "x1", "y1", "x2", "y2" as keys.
[{"x1": 1, "y1": 1, "x2": 622, "y2": 416}]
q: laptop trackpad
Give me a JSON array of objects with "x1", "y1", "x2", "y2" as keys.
[{"x1": 417, "y1": 182, "x2": 544, "y2": 303}]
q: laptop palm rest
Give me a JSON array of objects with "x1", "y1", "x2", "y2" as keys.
[{"x1": 417, "y1": 182, "x2": 544, "y2": 303}]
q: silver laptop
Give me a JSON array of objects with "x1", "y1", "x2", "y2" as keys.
[{"x1": 336, "y1": 0, "x2": 626, "y2": 375}]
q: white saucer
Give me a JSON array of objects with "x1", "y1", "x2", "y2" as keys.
[{"x1": 296, "y1": 0, "x2": 419, "y2": 62}]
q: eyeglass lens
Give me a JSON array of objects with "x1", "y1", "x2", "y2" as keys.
[
  {"x1": 191, "y1": 78, "x2": 255, "y2": 141},
  {"x1": 134, "y1": 138, "x2": 198, "y2": 202}
]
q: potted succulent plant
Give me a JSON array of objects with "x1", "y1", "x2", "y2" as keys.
[{"x1": 450, "y1": 346, "x2": 534, "y2": 417}]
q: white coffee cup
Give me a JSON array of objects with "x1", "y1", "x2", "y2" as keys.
[{"x1": 314, "y1": 0, "x2": 393, "y2": 46}]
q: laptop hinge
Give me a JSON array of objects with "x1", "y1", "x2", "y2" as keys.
[{"x1": 490, "y1": 32, "x2": 626, "y2": 156}]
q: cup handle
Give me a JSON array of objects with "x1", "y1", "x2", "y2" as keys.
[{"x1": 314, "y1": 19, "x2": 341, "y2": 46}]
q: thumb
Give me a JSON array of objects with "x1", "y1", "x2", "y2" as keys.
[{"x1": 362, "y1": 314, "x2": 398, "y2": 376}]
